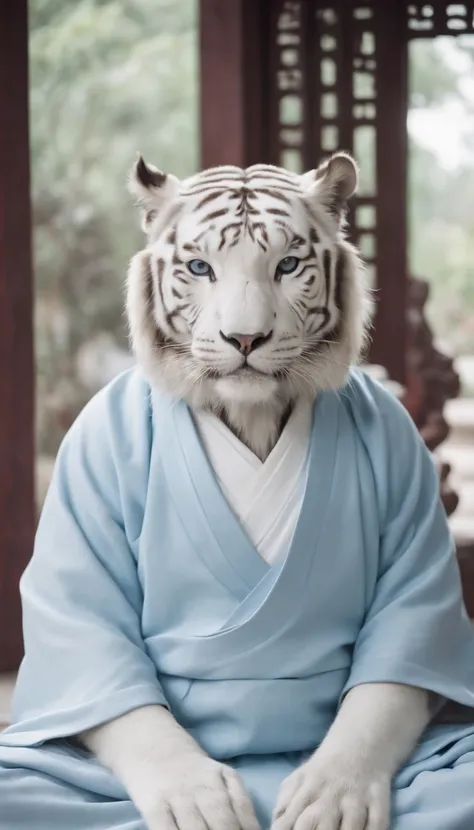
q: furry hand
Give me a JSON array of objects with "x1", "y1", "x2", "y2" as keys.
[
  {"x1": 271, "y1": 683, "x2": 431, "y2": 830},
  {"x1": 143, "y1": 753, "x2": 260, "y2": 830},
  {"x1": 272, "y1": 752, "x2": 390, "y2": 830},
  {"x1": 81, "y1": 705, "x2": 260, "y2": 830}
]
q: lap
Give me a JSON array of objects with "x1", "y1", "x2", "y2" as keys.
[
  {"x1": 2, "y1": 735, "x2": 474, "y2": 830},
  {"x1": 393, "y1": 750, "x2": 474, "y2": 830},
  {"x1": 391, "y1": 726, "x2": 474, "y2": 830},
  {"x1": 0, "y1": 742, "x2": 144, "y2": 830}
]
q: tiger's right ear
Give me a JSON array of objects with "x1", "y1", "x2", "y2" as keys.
[{"x1": 128, "y1": 154, "x2": 180, "y2": 235}]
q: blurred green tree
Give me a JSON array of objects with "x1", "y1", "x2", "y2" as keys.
[
  {"x1": 408, "y1": 39, "x2": 474, "y2": 353},
  {"x1": 30, "y1": 0, "x2": 197, "y2": 455}
]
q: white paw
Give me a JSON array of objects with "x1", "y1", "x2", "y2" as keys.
[
  {"x1": 143, "y1": 754, "x2": 260, "y2": 830},
  {"x1": 272, "y1": 755, "x2": 390, "y2": 830}
]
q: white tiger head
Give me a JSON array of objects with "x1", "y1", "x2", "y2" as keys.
[{"x1": 127, "y1": 154, "x2": 370, "y2": 454}]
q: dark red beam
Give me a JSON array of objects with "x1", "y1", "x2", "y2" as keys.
[
  {"x1": 370, "y1": 1, "x2": 409, "y2": 384},
  {"x1": 199, "y1": 0, "x2": 270, "y2": 168},
  {"x1": 0, "y1": 0, "x2": 35, "y2": 671}
]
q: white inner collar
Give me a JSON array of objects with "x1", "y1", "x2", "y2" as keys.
[{"x1": 193, "y1": 398, "x2": 313, "y2": 564}]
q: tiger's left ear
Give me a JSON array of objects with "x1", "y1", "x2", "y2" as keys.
[
  {"x1": 128, "y1": 154, "x2": 180, "y2": 235},
  {"x1": 300, "y1": 152, "x2": 358, "y2": 222}
]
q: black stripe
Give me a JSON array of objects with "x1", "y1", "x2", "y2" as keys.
[
  {"x1": 218, "y1": 221, "x2": 243, "y2": 250},
  {"x1": 155, "y1": 257, "x2": 178, "y2": 333},
  {"x1": 307, "y1": 306, "x2": 331, "y2": 331},
  {"x1": 253, "y1": 188, "x2": 292, "y2": 205},
  {"x1": 323, "y1": 249, "x2": 332, "y2": 305},
  {"x1": 143, "y1": 255, "x2": 166, "y2": 347},
  {"x1": 266, "y1": 207, "x2": 290, "y2": 216},
  {"x1": 248, "y1": 170, "x2": 299, "y2": 185},
  {"x1": 156, "y1": 258, "x2": 166, "y2": 314},
  {"x1": 201, "y1": 207, "x2": 228, "y2": 222},
  {"x1": 290, "y1": 234, "x2": 306, "y2": 249},
  {"x1": 294, "y1": 263, "x2": 315, "y2": 280},
  {"x1": 334, "y1": 248, "x2": 345, "y2": 311},
  {"x1": 183, "y1": 185, "x2": 229, "y2": 196},
  {"x1": 189, "y1": 173, "x2": 242, "y2": 187},
  {"x1": 196, "y1": 190, "x2": 225, "y2": 209}
]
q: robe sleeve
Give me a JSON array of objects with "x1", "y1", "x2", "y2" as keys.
[
  {"x1": 2, "y1": 370, "x2": 168, "y2": 748},
  {"x1": 343, "y1": 373, "x2": 474, "y2": 707}
]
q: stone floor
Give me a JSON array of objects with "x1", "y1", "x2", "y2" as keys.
[{"x1": 2, "y1": 398, "x2": 474, "y2": 731}]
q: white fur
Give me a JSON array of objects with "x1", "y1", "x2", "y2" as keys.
[
  {"x1": 82, "y1": 705, "x2": 259, "y2": 830},
  {"x1": 126, "y1": 156, "x2": 371, "y2": 459},
  {"x1": 272, "y1": 684, "x2": 431, "y2": 830},
  {"x1": 80, "y1": 155, "x2": 433, "y2": 829}
]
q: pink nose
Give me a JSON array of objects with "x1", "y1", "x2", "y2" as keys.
[{"x1": 219, "y1": 330, "x2": 272, "y2": 356}]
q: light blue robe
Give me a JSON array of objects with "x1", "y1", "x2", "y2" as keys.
[{"x1": 2, "y1": 367, "x2": 474, "y2": 830}]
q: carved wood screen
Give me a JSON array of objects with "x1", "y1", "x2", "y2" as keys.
[
  {"x1": 270, "y1": 2, "x2": 379, "y2": 256},
  {"x1": 407, "y1": 3, "x2": 474, "y2": 35},
  {"x1": 265, "y1": 0, "x2": 474, "y2": 381}
]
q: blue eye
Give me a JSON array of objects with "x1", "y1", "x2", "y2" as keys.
[
  {"x1": 277, "y1": 256, "x2": 300, "y2": 275},
  {"x1": 188, "y1": 259, "x2": 212, "y2": 277}
]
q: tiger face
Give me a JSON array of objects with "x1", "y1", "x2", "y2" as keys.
[{"x1": 127, "y1": 153, "x2": 370, "y2": 413}]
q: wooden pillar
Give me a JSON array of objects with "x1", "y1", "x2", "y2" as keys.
[
  {"x1": 199, "y1": 0, "x2": 270, "y2": 168},
  {"x1": 371, "y1": 1, "x2": 409, "y2": 384},
  {"x1": 0, "y1": 1, "x2": 35, "y2": 671}
]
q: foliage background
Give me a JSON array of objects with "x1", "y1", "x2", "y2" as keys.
[
  {"x1": 30, "y1": 1, "x2": 474, "y2": 466},
  {"x1": 31, "y1": 0, "x2": 198, "y2": 458}
]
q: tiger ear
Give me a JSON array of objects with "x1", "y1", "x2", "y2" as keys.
[
  {"x1": 128, "y1": 154, "x2": 180, "y2": 235},
  {"x1": 300, "y1": 152, "x2": 358, "y2": 223}
]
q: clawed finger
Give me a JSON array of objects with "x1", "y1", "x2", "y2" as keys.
[
  {"x1": 339, "y1": 799, "x2": 368, "y2": 830},
  {"x1": 294, "y1": 805, "x2": 340, "y2": 830},
  {"x1": 222, "y1": 770, "x2": 261, "y2": 830},
  {"x1": 274, "y1": 789, "x2": 317, "y2": 830},
  {"x1": 196, "y1": 789, "x2": 242, "y2": 830},
  {"x1": 366, "y1": 795, "x2": 390, "y2": 830},
  {"x1": 147, "y1": 804, "x2": 180, "y2": 830},
  {"x1": 171, "y1": 801, "x2": 210, "y2": 830},
  {"x1": 272, "y1": 774, "x2": 302, "y2": 821}
]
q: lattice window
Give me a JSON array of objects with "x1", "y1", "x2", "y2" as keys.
[
  {"x1": 312, "y1": 4, "x2": 378, "y2": 277},
  {"x1": 407, "y1": 3, "x2": 474, "y2": 36},
  {"x1": 316, "y1": 7, "x2": 341, "y2": 157},
  {"x1": 350, "y1": 6, "x2": 377, "y2": 273},
  {"x1": 272, "y1": 2, "x2": 380, "y2": 282},
  {"x1": 274, "y1": 0, "x2": 304, "y2": 173},
  {"x1": 407, "y1": 4, "x2": 435, "y2": 33}
]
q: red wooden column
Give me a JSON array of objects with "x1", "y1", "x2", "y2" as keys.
[
  {"x1": 371, "y1": 0, "x2": 409, "y2": 384},
  {"x1": 199, "y1": 0, "x2": 270, "y2": 168},
  {"x1": 0, "y1": 1, "x2": 35, "y2": 671}
]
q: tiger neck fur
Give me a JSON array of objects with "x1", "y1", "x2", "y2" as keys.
[{"x1": 206, "y1": 395, "x2": 295, "y2": 462}]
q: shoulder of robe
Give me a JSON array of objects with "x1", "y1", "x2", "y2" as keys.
[
  {"x1": 46, "y1": 368, "x2": 166, "y2": 540},
  {"x1": 64, "y1": 367, "x2": 152, "y2": 457},
  {"x1": 340, "y1": 368, "x2": 416, "y2": 439},
  {"x1": 56, "y1": 367, "x2": 162, "y2": 505},
  {"x1": 339, "y1": 369, "x2": 433, "y2": 518}
]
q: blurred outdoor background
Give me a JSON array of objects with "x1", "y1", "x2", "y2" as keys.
[{"x1": 31, "y1": 0, "x2": 474, "y2": 501}]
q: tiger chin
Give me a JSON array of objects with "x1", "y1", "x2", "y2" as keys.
[{"x1": 126, "y1": 152, "x2": 371, "y2": 460}]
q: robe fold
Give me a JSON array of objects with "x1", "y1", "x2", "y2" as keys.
[{"x1": 2, "y1": 367, "x2": 474, "y2": 829}]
